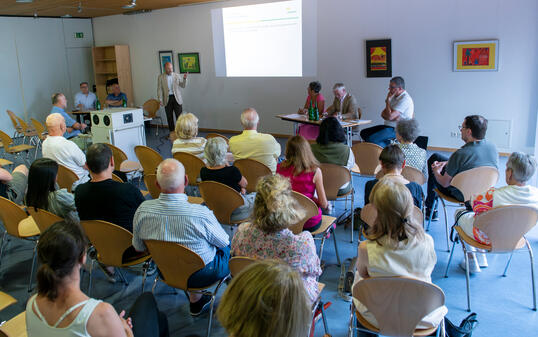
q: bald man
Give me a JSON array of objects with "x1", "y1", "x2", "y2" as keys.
[
  {"x1": 42, "y1": 113, "x2": 89, "y2": 189},
  {"x1": 229, "y1": 108, "x2": 281, "y2": 173},
  {"x1": 157, "y1": 62, "x2": 188, "y2": 137}
]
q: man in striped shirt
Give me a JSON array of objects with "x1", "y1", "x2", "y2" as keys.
[{"x1": 132, "y1": 158, "x2": 230, "y2": 316}]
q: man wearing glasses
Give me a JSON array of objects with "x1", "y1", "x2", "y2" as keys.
[
  {"x1": 74, "y1": 82, "x2": 96, "y2": 111},
  {"x1": 360, "y1": 76, "x2": 414, "y2": 147},
  {"x1": 425, "y1": 115, "x2": 498, "y2": 220}
]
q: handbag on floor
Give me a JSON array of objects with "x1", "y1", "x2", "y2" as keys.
[{"x1": 444, "y1": 313, "x2": 478, "y2": 337}]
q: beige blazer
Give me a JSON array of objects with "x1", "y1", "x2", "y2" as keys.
[
  {"x1": 157, "y1": 72, "x2": 187, "y2": 105},
  {"x1": 326, "y1": 93, "x2": 358, "y2": 119}
]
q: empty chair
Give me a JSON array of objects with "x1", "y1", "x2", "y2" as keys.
[
  {"x1": 0, "y1": 291, "x2": 16, "y2": 312},
  {"x1": 105, "y1": 143, "x2": 142, "y2": 174},
  {"x1": 351, "y1": 142, "x2": 383, "y2": 177},
  {"x1": 5, "y1": 110, "x2": 23, "y2": 138},
  {"x1": 0, "y1": 130, "x2": 34, "y2": 164},
  {"x1": 233, "y1": 158, "x2": 272, "y2": 193},
  {"x1": 134, "y1": 145, "x2": 163, "y2": 175},
  {"x1": 142, "y1": 99, "x2": 162, "y2": 135},
  {"x1": 14, "y1": 116, "x2": 38, "y2": 145}
]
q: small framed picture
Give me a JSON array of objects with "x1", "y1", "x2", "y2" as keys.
[
  {"x1": 158, "y1": 50, "x2": 174, "y2": 74},
  {"x1": 178, "y1": 52, "x2": 201, "y2": 74},
  {"x1": 365, "y1": 39, "x2": 392, "y2": 78},
  {"x1": 453, "y1": 40, "x2": 499, "y2": 72}
]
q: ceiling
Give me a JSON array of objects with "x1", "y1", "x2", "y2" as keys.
[{"x1": 0, "y1": 0, "x2": 222, "y2": 18}]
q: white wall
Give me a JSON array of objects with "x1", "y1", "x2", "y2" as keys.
[
  {"x1": 0, "y1": 17, "x2": 93, "y2": 135},
  {"x1": 92, "y1": 0, "x2": 538, "y2": 153}
]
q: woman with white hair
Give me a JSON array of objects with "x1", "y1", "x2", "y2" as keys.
[
  {"x1": 456, "y1": 152, "x2": 538, "y2": 273},
  {"x1": 201, "y1": 137, "x2": 255, "y2": 221},
  {"x1": 171, "y1": 112, "x2": 206, "y2": 159}
]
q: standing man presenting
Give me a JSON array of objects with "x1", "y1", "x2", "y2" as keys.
[
  {"x1": 360, "y1": 76, "x2": 414, "y2": 147},
  {"x1": 157, "y1": 62, "x2": 188, "y2": 139}
]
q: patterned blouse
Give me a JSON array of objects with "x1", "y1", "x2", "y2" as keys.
[
  {"x1": 398, "y1": 142, "x2": 427, "y2": 177},
  {"x1": 231, "y1": 223, "x2": 322, "y2": 303}
]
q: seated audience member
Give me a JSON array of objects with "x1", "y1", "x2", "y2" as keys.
[
  {"x1": 325, "y1": 83, "x2": 359, "y2": 119},
  {"x1": 277, "y1": 135, "x2": 329, "y2": 232},
  {"x1": 217, "y1": 260, "x2": 311, "y2": 337},
  {"x1": 364, "y1": 145, "x2": 423, "y2": 208},
  {"x1": 42, "y1": 113, "x2": 89, "y2": 189},
  {"x1": 297, "y1": 81, "x2": 325, "y2": 140},
  {"x1": 26, "y1": 221, "x2": 169, "y2": 337},
  {"x1": 311, "y1": 116, "x2": 355, "y2": 195},
  {"x1": 456, "y1": 152, "x2": 538, "y2": 273},
  {"x1": 106, "y1": 83, "x2": 128, "y2": 107},
  {"x1": 26, "y1": 158, "x2": 79, "y2": 222},
  {"x1": 201, "y1": 137, "x2": 254, "y2": 222},
  {"x1": 0, "y1": 164, "x2": 28, "y2": 205},
  {"x1": 229, "y1": 108, "x2": 281, "y2": 174},
  {"x1": 171, "y1": 112, "x2": 206, "y2": 158},
  {"x1": 426, "y1": 115, "x2": 498, "y2": 220},
  {"x1": 74, "y1": 82, "x2": 96, "y2": 111},
  {"x1": 132, "y1": 159, "x2": 230, "y2": 316},
  {"x1": 50, "y1": 93, "x2": 87, "y2": 141},
  {"x1": 232, "y1": 174, "x2": 322, "y2": 303},
  {"x1": 396, "y1": 118, "x2": 427, "y2": 177},
  {"x1": 354, "y1": 179, "x2": 446, "y2": 333},
  {"x1": 75, "y1": 143, "x2": 145, "y2": 233}
]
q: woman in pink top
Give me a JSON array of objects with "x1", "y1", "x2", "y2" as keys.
[
  {"x1": 277, "y1": 135, "x2": 329, "y2": 232},
  {"x1": 297, "y1": 81, "x2": 325, "y2": 140}
]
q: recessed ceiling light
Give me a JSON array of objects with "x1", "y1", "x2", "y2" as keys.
[
  {"x1": 16, "y1": 0, "x2": 34, "y2": 3},
  {"x1": 122, "y1": 0, "x2": 137, "y2": 9},
  {"x1": 62, "y1": 14, "x2": 72, "y2": 17}
]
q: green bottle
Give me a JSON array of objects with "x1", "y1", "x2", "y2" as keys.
[
  {"x1": 314, "y1": 101, "x2": 319, "y2": 121},
  {"x1": 95, "y1": 97, "x2": 101, "y2": 110},
  {"x1": 308, "y1": 100, "x2": 314, "y2": 121},
  {"x1": 122, "y1": 97, "x2": 127, "y2": 107}
]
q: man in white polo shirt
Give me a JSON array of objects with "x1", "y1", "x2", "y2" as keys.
[{"x1": 360, "y1": 76, "x2": 414, "y2": 147}]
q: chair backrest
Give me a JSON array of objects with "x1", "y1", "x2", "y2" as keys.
[
  {"x1": 80, "y1": 220, "x2": 134, "y2": 267},
  {"x1": 402, "y1": 166, "x2": 426, "y2": 185},
  {"x1": 0, "y1": 196, "x2": 30, "y2": 237},
  {"x1": 234, "y1": 158, "x2": 272, "y2": 193},
  {"x1": 0, "y1": 130, "x2": 13, "y2": 151},
  {"x1": 27, "y1": 207, "x2": 63, "y2": 233},
  {"x1": 144, "y1": 174, "x2": 160, "y2": 199},
  {"x1": 414, "y1": 136, "x2": 429, "y2": 151},
  {"x1": 57, "y1": 165, "x2": 79, "y2": 193},
  {"x1": 474, "y1": 205, "x2": 538, "y2": 252},
  {"x1": 205, "y1": 133, "x2": 229, "y2": 144},
  {"x1": 144, "y1": 240, "x2": 205, "y2": 290},
  {"x1": 351, "y1": 142, "x2": 383, "y2": 176},
  {"x1": 450, "y1": 166, "x2": 499, "y2": 201},
  {"x1": 0, "y1": 291, "x2": 16, "y2": 312},
  {"x1": 15, "y1": 116, "x2": 31, "y2": 133},
  {"x1": 111, "y1": 173, "x2": 124, "y2": 182},
  {"x1": 5, "y1": 110, "x2": 21, "y2": 132},
  {"x1": 30, "y1": 118, "x2": 46, "y2": 140},
  {"x1": 229, "y1": 256, "x2": 256, "y2": 277},
  {"x1": 143, "y1": 99, "x2": 160, "y2": 118},
  {"x1": 360, "y1": 203, "x2": 423, "y2": 228},
  {"x1": 319, "y1": 163, "x2": 351, "y2": 200},
  {"x1": 289, "y1": 191, "x2": 319, "y2": 234},
  {"x1": 198, "y1": 181, "x2": 244, "y2": 224},
  {"x1": 134, "y1": 145, "x2": 163, "y2": 175},
  {"x1": 173, "y1": 152, "x2": 205, "y2": 185},
  {"x1": 0, "y1": 311, "x2": 26, "y2": 337},
  {"x1": 105, "y1": 143, "x2": 128, "y2": 171},
  {"x1": 353, "y1": 277, "x2": 445, "y2": 336}
]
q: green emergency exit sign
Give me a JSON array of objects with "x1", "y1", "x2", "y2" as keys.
[{"x1": 74, "y1": 32, "x2": 84, "y2": 39}]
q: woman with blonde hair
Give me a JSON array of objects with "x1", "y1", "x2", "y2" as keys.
[
  {"x1": 232, "y1": 174, "x2": 322, "y2": 303},
  {"x1": 217, "y1": 260, "x2": 312, "y2": 337},
  {"x1": 277, "y1": 135, "x2": 329, "y2": 232},
  {"x1": 171, "y1": 112, "x2": 206, "y2": 159},
  {"x1": 353, "y1": 178, "x2": 446, "y2": 334}
]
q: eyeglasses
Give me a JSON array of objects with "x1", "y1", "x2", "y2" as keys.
[{"x1": 458, "y1": 125, "x2": 467, "y2": 131}]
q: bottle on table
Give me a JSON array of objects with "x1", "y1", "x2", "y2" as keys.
[
  {"x1": 314, "y1": 101, "x2": 319, "y2": 121},
  {"x1": 122, "y1": 97, "x2": 127, "y2": 108},
  {"x1": 95, "y1": 98, "x2": 101, "y2": 110},
  {"x1": 308, "y1": 100, "x2": 314, "y2": 121}
]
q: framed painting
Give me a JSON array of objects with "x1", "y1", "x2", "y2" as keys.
[
  {"x1": 453, "y1": 40, "x2": 499, "y2": 72},
  {"x1": 178, "y1": 52, "x2": 201, "y2": 74},
  {"x1": 366, "y1": 39, "x2": 392, "y2": 78},
  {"x1": 158, "y1": 50, "x2": 174, "y2": 74}
]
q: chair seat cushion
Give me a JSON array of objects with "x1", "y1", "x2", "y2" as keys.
[{"x1": 19, "y1": 216, "x2": 40, "y2": 237}]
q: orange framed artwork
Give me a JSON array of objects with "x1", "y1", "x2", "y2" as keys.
[
  {"x1": 366, "y1": 39, "x2": 391, "y2": 77},
  {"x1": 453, "y1": 40, "x2": 499, "y2": 72}
]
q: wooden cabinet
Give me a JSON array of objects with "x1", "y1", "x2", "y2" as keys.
[{"x1": 92, "y1": 45, "x2": 134, "y2": 107}]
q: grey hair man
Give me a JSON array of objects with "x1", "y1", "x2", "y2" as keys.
[
  {"x1": 325, "y1": 83, "x2": 359, "y2": 120},
  {"x1": 229, "y1": 108, "x2": 281, "y2": 173},
  {"x1": 132, "y1": 158, "x2": 231, "y2": 316},
  {"x1": 157, "y1": 61, "x2": 188, "y2": 137}
]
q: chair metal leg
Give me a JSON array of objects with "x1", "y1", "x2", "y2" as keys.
[
  {"x1": 426, "y1": 197, "x2": 438, "y2": 231},
  {"x1": 350, "y1": 188, "x2": 355, "y2": 244},
  {"x1": 318, "y1": 236, "x2": 326, "y2": 262},
  {"x1": 444, "y1": 238, "x2": 457, "y2": 278},
  {"x1": 462, "y1": 243, "x2": 471, "y2": 312},
  {"x1": 0, "y1": 231, "x2": 7, "y2": 270},
  {"x1": 503, "y1": 252, "x2": 515, "y2": 277},
  {"x1": 319, "y1": 300, "x2": 329, "y2": 335},
  {"x1": 348, "y1": 301, "x2": 355, "y2": 337},
  {"x1": 525, "y1": 239, "x2": 536, "y2": 310},
  {"x1": 206, "y1": 295, "x2": 216, "y2": 337},
  {"x1": 88, "y1": 259, "x2": 94, "y2": 296},
  {"x1": 332, "y1": 227, "x2": 342, "y2": 266},
  {"x1": 27, "y1": 241, "x2": 38, "y2": 293},
  {"x1": 439, "y1": 198, "x2": 450, "y2": 252}
]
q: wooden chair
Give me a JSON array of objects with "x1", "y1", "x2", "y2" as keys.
[
  {"x1": 57, "y1": 164, "x2": 79, "y2": 193},
  {"x1": 111, "y1": 173, "x2": 124, "y2": 182},
  {"x1": 290, "y1": 191, "x2": 341, "y2": 266},
  {"x1": 105, "y1": 143, "x2": 142, "y2": 174},
  {"x1": 205, "y1": 133, "x2": 229, "y2": 145},
  {"x1": 134, "y1": 145, "x2": 163, "y2": 175},
  {"x1": 360, "y1": 203, "x2": 424, "y2": 229},
  {"x1": 445, "y1": 205, "x2": 538, "y2": 312},
  {"x1": 0, "y1": 197, "x2": 40, "y2": 293},
  {"x1": 143, "y1": 173, "x2": 160, "y2": 199},
  {"x1": 350, "y1": 277, "x2": 445, "y2": 337},
  {"x1": 234, "y1": 158, "x2": 272, "y2": 193},
  {"x1": 173, "y1": 152, "x2": 205, "y2": 186},
  {"x1": 80, "y1": 220, "x2": 151, "y2": 295},
  {"x1": 144, "y1": 240, "x2": 230, "y2": 337},
  {"x1": 376, "y1": 166, "x2": 427, "y2": 186},
  {"x1": 320, "y1": 163, "x2": 355, "y2": 242},
  {"x1": 427, "y1": 166, "x2": 499, "y2": 251},
  {"x1": 0, "y1": 292, "x2": 16, "y2": 312},
  {"x1": 0, "y1": 130, "x2": 34, "y2": 164},
  {"x1": 0, "y1": 312, "x2": 26, "y2": 337},
  {"x1": 143, "y1": 99, "x2": 163, "y2": 135},
  {"x1": 14, "y1": 116, "x2": 37, "y2": 144},
  {"x1": 0, "y1": 159, "x2": 13, "y2": 167},
  {"x1": 27, "y1": 207, "x2": 63, "y2": 233},
  {"x1": 351, "y1": 142, "x2": 382, "y2": 176},
  {"x1": 29, "y1": 118, "x2": 47, "y2": 158},
  {"x1": 5, "y1": 110, "x2": 23, "y2": 139},
  {"x1": 198, "y1": 181, "x2": 247, "y2": 226},
  {"x1": 228, "y1": 256, "x2": 256, "y2": 277}
]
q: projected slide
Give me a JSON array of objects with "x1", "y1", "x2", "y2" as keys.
[{"x1": 221, "y1": 0, "x2": 302, "y2": 77}]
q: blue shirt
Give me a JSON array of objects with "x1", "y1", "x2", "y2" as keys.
[
  {"x1": 132, "y1": 193, "x2": 230, "y2": 265},
  {"x1": 106, "y1": 92, "x2": 127, "y2": 107},
  {"x1": 50, "y1": 106, "x2": 80, "y2": 139}
]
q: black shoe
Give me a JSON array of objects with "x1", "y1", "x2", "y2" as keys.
[
  {"x1": 189, "y1": 294, "x2": 212, "y2": 317},
  {"x1": 426, "y1": 209, "x2": 439, "y2": 221}
]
